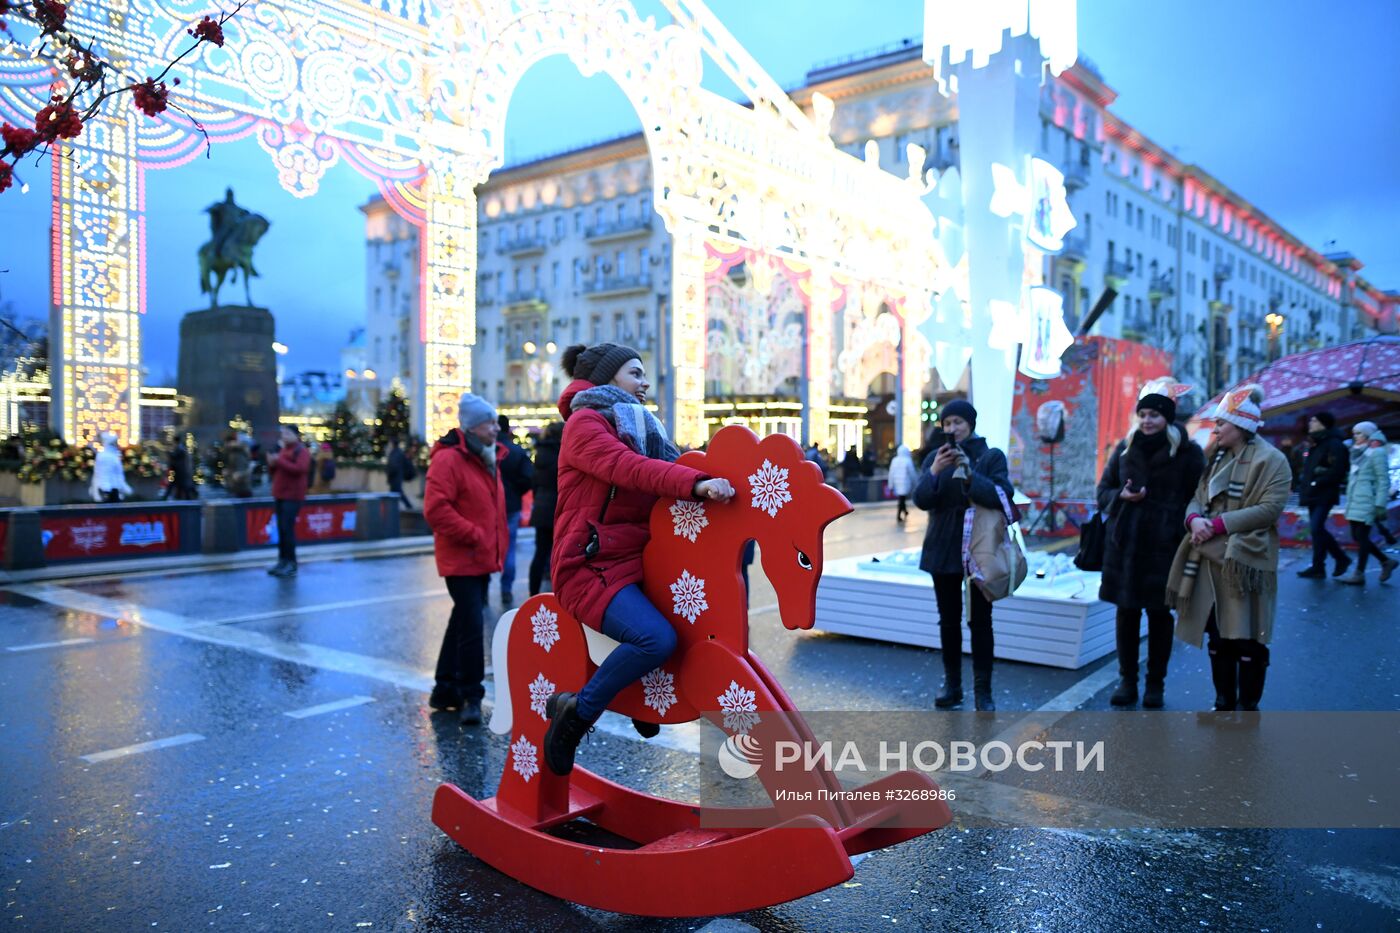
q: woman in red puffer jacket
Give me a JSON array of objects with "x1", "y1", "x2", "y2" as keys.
[{"x1": 542, "y1": 342, "x2": 735, "y2": 776}]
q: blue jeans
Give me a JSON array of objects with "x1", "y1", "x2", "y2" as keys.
[
  {"x1": 1308, "y1": 503, "x2": 1344, "y2": 569},
  {"x1": 575, "y1": 584, "x2": 678, "y2": 721},
  {"x1": 500, "y1": 512, "x2": 521, "y2": 595}
]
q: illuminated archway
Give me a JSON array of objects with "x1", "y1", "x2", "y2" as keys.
[{"x1": 2, "y1": 0, "x2": 943, "y2": 448}]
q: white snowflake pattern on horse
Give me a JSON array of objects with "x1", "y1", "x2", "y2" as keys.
[
  {"x1": 528, "y1": 673, "x2": 555, "y2": 719},
  {"x1": 510, "y1": 735, "x2": 539, "y2": 783},
  {"x1": 670, "y1": 570, "x2": 708, "y2": 624},
  {"x1": 641, "y1": 668, "x2": 677, "y2": 716},
  {"x1": 718, "y1": 679, "x2": 760, "y2": 735},
  {"x1": 669, "y1": 499, "x2": 709, "y2": 542},
  {"x1": 530, "y1": 605, "x2": 560, "y2": 652},
  {"x1": 747, "y1": 459, "x2": 792, "y2": 517}
]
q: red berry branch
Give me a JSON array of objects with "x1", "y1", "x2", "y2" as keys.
[{"x1": 0, "y1": 1, "x2": 240, "y2": 194}]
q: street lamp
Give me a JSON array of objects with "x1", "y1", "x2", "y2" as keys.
[{"x1": 363, "y1": 368, "x2": 377, "y2": 380}]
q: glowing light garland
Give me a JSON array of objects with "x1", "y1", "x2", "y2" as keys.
[{"x1": 5, "y1": 0, "x2": 941, "y2": 446}]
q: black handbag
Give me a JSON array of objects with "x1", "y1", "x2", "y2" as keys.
[{"x1": 1073, "y1": 512, "x2": 1106, "y2": 571}]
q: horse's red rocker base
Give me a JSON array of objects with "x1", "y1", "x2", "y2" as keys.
[{"x1": 432, "y1": 427, "x2": 952, "y2": 917}]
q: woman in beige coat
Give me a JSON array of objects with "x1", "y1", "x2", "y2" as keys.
[{"x1": 1166, "y1": 386, "x2": 1291, "y2": 711}]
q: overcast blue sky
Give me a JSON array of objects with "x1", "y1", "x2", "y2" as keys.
[{"x1": 1, "y1": 0, "x2": 1395, "y2": 379}]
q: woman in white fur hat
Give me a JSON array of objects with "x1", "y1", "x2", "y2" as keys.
[{"x1": 1166, "y1": 385, "x2": 1291, "y2": 711}]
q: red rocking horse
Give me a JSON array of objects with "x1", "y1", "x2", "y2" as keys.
[{"x1": 432, "y1": 426, "x2": 952, "y2": 916}]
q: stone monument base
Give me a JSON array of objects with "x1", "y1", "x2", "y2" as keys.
[{"x1": 177, "y1": 305, "x2": 280, "y2": 450}]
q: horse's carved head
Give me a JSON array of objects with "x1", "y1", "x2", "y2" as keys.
[{"x1": 680, "y1": 426, "x2": 851, "y2": 631}]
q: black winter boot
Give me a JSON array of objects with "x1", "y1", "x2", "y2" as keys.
[
  {"x1": 935, "y1": 625, "x2": 963, "y2": 708},
  {"x1": 1208, "y1": 641, "x2": 1237, "y2": 711},
  {"x1": 1236, "y1": 643, "x2": 1269, "y2": 711},
  {"x1": 972, "y1": 668, "x2": 995, "y2": 712},
  {"x1": 934, "y1": 670, "x2": 963, "y2": 709},
  {"x1": 1111, "y1": 609, "x2": 1141, "y2": 707},
  {"x1": 542, "y1": 692, "x2": 594, "y2": 776},
  {"x1": 1142, "y1": 611, "x2": 1174, "y2": 710}
]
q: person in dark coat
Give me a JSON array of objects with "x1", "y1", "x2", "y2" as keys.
[
  {"x1": 912, "y1": 399, "x2": 1015, "y2": 711},
  {"x1": 527, "y1": 420, "x2": 563, "y2": 596},
  {"x1": 385, "y1": 435, "x2": 415, "y2": 509},
  {"x1": 840, "y1": 446, "x2": 861, "y2": 489},
  {"x1": 1095, "y1": 390, "x2": 1205, "y2": 708},
  {"x1": 223, "y1": 432, "x2": 252, "y2": 498},
  {"x1": 495, "y1": 415, "x2": 535, "y2": 609},
  {"x1": 541, "y1": 343, "x2": 734, "y2": 776},
  {"x1": 424, "y1": 394, "x2": 508, "y2": 725},
  {"x1": 167, "y1": 442, "x2": 197, "y2": 500},
  {"x1": 266, "y1": 426, "x2": 310, "y2": 577},
  {"x1": 1295, "y1": 411, "x2": 1352, "y2": 578}
]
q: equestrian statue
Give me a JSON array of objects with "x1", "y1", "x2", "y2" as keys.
[{"x1": 198, "y1": 187, "x2": 270, "y2": 308}]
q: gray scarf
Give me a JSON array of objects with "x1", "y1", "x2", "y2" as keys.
[
  {"x1": 570, "y1": 384, "x2": 679, "y2": 462},
  {"x1": 461, "y1": 430, "x2": 497, "y2": 476}
]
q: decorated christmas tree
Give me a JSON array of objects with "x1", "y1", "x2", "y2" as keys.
[
  {"x1": 328, "y1": 400, "x2": 372, "y2": 459},
  {"x1": 372, "y1": 387, "x2": 411, "y2": 455}
]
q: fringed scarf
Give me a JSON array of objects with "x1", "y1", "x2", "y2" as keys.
[
  {"x1": 461, "y1": 430, "x2": 497, "y2": 477},
  {"x1": 570, "y1": 384, "x2": 680, "y2": 462},
  {"x1": 1168, "y1": 439, "x2": 1278, "y2": 607}
]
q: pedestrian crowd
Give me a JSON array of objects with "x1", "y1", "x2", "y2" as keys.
[{"x1": 377, "y1": 343, "x2": 1393, "y2": 727}]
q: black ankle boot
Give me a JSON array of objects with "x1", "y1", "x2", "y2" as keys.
[
  {"x1": 631, "y1": 718, "x2": 660, "y2": 738},
  {"x1": 1141, "y1": 680, "x2": 1165, "y2": 709},
  {"x1": 1110, "y1": 677, "x2": 1138, "y2": 707},
  {"x1": 543, "y1": 692, "x2": 594, "y2": 776},
  {"x1": 934, "y1": 681, "x2": 963, "y2": 708},
  {"x1": 1209, "y1": 642, "x2": 1237, "y2": 711},
  {"x1": 973, "y1": 670, "x2": 995, "y2": 712},
  {"x1": 1236, "y1": 644, "x2": 1269, "y2": 711}
]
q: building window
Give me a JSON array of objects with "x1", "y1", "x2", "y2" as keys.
[
  {"x1": 574, "y1": 211, "x2": 582, "y2": 232},
  {"x1": 1136, "y1": 252, "x2": 1144, "y2": 277},
  {"x1": 573, "y1": 260, "x2": 582, "y2": 288},
  {"x1": 480, "y1": 231, "x2": 489, "y2": 251},
  {"x1": 615, "y1": 250, "x2": 626, "y2": 276},
  {"x1": 554, "y1": 216, "x2": 564, "y2": 238},
  {"x1": 640, "y1": 195, "x2": 651, "y2": 216},
  {"x1": 551, "y1": 261, "x2": 560, "y2": 288}
]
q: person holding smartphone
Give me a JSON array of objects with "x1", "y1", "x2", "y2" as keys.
[
  {"x1": 912, "y1": 400, "x2": 1015, "y2": 711},
  {"x1": 1094, "y1": 389, "x2": 1204, "y2": 708}
]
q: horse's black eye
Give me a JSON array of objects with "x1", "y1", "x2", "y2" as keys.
[{"x1": 796, "y1": 549, "x2": 812, "y2": 571}]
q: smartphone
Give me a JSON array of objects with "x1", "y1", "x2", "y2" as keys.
[{"x1": 926, "y1": 429, "x2": 951, "y2": 452}]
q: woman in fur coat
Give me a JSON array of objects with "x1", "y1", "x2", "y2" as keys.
[{"x1": 1095, "y1": 388, "x2": 1204, "y2": 708}]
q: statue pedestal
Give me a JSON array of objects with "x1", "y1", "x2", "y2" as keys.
[{"x1": 177, "y1": 305, "x2": 280, "y2": 449}]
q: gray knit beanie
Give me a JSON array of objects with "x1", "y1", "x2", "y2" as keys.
[{"x1": 458, "y1": 393, "x2": 497, "y2": 431}]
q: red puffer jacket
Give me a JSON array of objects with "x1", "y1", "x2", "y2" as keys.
[
  {"x1": 424, "y1": 430, "x2": 509, "y2": 578},
  {"x1": 269, "y1": 442, "x2": 311, "y2": 501},
  {"x1": 552, "y1": 379, "x2": 707, "y2": 630}
]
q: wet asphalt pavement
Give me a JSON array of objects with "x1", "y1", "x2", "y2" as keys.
[{"x1": 2, "y1": 506, "x2": 1398, "y2": 931}]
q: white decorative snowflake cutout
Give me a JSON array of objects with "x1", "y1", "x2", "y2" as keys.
[
  {"x1": 510, "y1": 735, "x2": 539, "y2": 783},
  {"x1": 528, "y1": 673, "x2": 555, "y2": 720},
  {"x1": 718, "y1": 679, "x2": 760, "y2": 735},
  {"x1": 670, "y1": 499, "x2": 709, "y2": 542},
  {"x1": 748, "y1": 459, "x2": 792, "y2": 517},
  {"x1": 641, "y1": 668, "x2": 677, "y2": 716},
  {"x1": 670, "y1": 570, "x2": 708, "y2": 624},
  {"x1": 530, "y1": 605, "x2": 560, "y2": 652}
]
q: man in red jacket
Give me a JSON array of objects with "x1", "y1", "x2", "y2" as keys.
[
  {"x1": 424, "y1": 393, "x2": 509, "y2": 725},
  {"x1": 266, "y1": 425, "x2": 311, "y2": 577}
]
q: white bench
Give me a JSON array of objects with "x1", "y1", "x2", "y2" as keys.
[{"x1": 813, "y1": 549, "x2": 1137, "y2": 670}]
